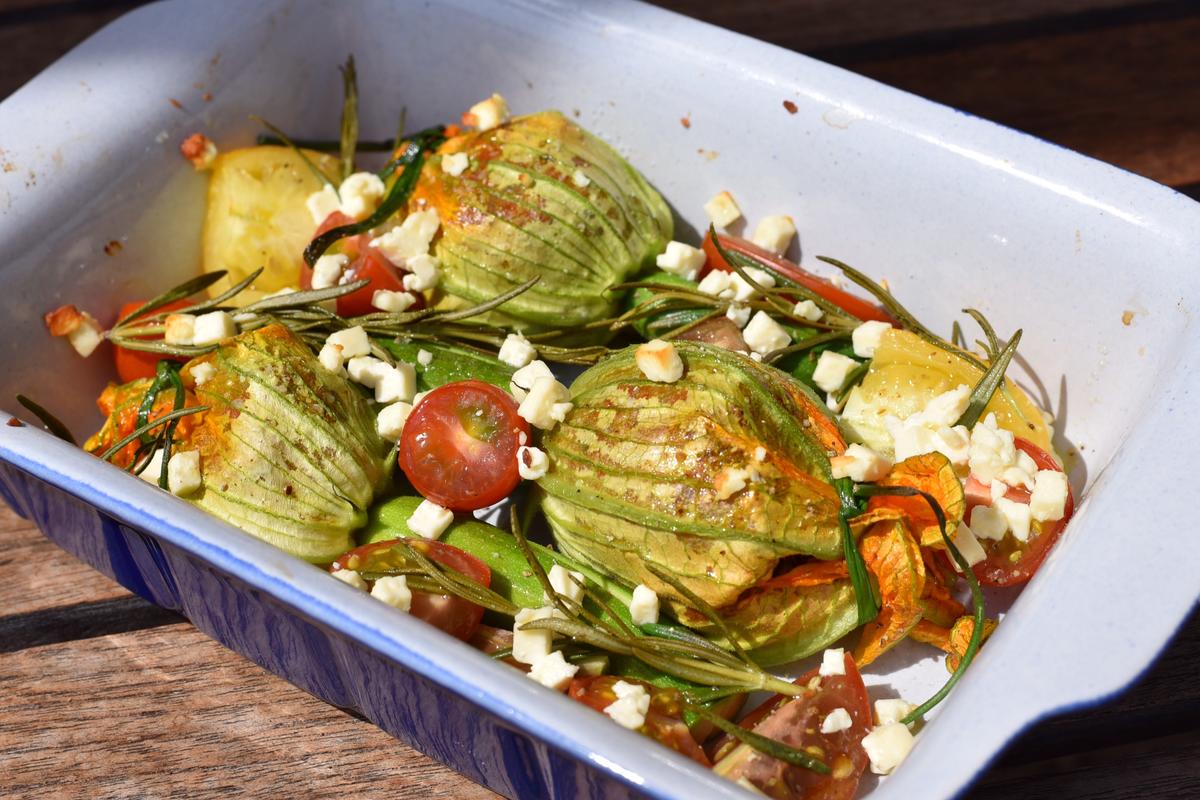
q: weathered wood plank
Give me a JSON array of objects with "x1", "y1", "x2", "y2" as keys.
[{"x1": 0, "y1": 622, "x2": 499, "y2": 799}]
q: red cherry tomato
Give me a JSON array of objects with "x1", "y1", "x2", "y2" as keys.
[
  {"x1": 970, "y1": 437, "x2": 1074, "y2": 587},
  {"x1": 113, "y1": 300, "x2": 190, "y2": 383},
  {"x1": 300, "y1": 212, "x2": 422, "y2": 316},
  {"x1": 329, "y1": 538, "x2": 491, "y2": 641},
  {"x1": 708, "y1": 651, "x2": 871, "y2": 800},
  {"x1": 398, "y1": 380, "x2": 530, "y2": 512},
  {"x1": 568, "y1": 676, "x2": 710, "y2": 766},
  {"x1": 701, "y1": 231, "x2": 895, "y2": 324}
]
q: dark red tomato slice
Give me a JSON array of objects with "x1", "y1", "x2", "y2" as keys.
[
  {"x1": 330, "y1": 537, "x2": 490, "y2": 641},
  {"x1": 972, "y1": 437, "x2": 1075, "y2": 587},
  {"x1": 113, "y1": 300, "x2": 190, "y2": 383},
  {"x1": 398, "y1": 380, "x2": 530, "y2": 512},
  {"x1": 709, "y1": 651, "x2": 871, "y2": 800},
  {"x1": 568, "y1": 676, "x2": 710, "y2": 766},
  {"x1": 701, "y1": 231, "x2": 895, "y2": 324}
]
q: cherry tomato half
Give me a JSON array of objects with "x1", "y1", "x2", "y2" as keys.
[
  {"x1": 300, "y1": 212, "x2": 423, "y2": 317},
  {"x1": 113, "y1": 300, "x2": 190, "y2": 383},
  {"x1": 398, "y1": 380, "x2": 531, "y2": 512},
  {"x1": 709, "y1": 650, "x2": 871, "y2": 800},
  {"x1": 568, "y1": 676, "x2": 710, "y2": 766},
  {"x1": 702, "y1": 231, "x2": 895, "y2": 324},
  {"x1": 971, "y1": 437, "x2": 1075, "y2": 587},
  {"x1": 330, "y1": 537, "x2": 491, "y2": 641}
]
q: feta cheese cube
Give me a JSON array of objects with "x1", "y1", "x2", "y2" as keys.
[
  {"x1": 714, "y1": 465, "x2": 752, "y2": 500},
  {"x1": 326, "y1": 326, "x2": 371, "y2": 359},
  {"x1": 629, "y1": 584, "x2": 660, "y2": 626},
  {"x1": 829, "y1": 443, "x2": 892, "y2": 482},
  {"x1": 372, "y1": 289, "x2": 417, "y2": 313},
  {"x1": 407, "y1": 498, "x2": 454, "y2": 540},
  {"x1": 513, "y1": 606, "x2": 558, "y2": 665},
  {"x1": 751, "y1": 214, "x2": 796, "y2": 255},
  {"x1": 192, "y1": 311, "x2": 237, "y2": 346},
  {"x1": 729, "y1": 267, "x2": 776, "y2": 302},
  {"x1": 820, "y1": 707, "x2": 853, "y2": 734},
  {"x1": 376, "y1": 401, "x2": 413, "y2": 442},
  {"x1": 331, "y1": 569, "x2": 368, "y2": 591},
  {"x1": 635, "y1": 339, "x2": 684, "y2": 382},
  {"x1": 518, "y1": 375, "x2": 572, "y2": 429},
  {"x1": 891, "y1": 424, "x2": 937, "y2": 463},
  {"x1": 931, "y1": 425, "x2": 971, "y2": 467},
  {"x1": 949, "y1": 522, "x2": 988, "y2": 570},
  {"x1": 163, "y1": 313, "x2": 196, "y2": 345},
  {"x1": 968, "y1": 420, "x2": 1018, "y2": 483},
  {"x1": 874, "y1": 698, "x2": 917, "y2": 727},
  {"x1": 704, "y1": 190, "x2": 742, "y2": 228},
  {"x1": 464, "y1": 93, "x2": 509, "y2": 131},
  {"x1": 510, "y1": 359, "x2": 554, "y2": 401},
  {"x1": 655, "y1": 241, "x2": 707, "y2": 281},
  {"x1": 318, "y1": 343, "x2": 345, "y2": 374},
  {"x1": 571, "y1": 169, "x2": 591, "y2": 188},
  {"x1": 969, "y1": 504, "x2": 1008, "y2": 540},
  {"x1": 498, "y1": 333, "x2": 537, "y2": 369},
  {"x1": 416, "y1": 349, "x2": 433, "y2": 367},
  {"x1": 604, "y1": 681, "x2": 651, "y2": 729},
  {"x1": 742, "y1": 311, "x2": 791, "y2": 355},
  {"x1": 64, "y1": 312, "x2": 104, "y2": 358},
  {"x1": 851, "y1": 320, "x2": 892, "y2": 358},
  {"x1": 754, "y1": 446, "x2": 767, "y2": 462},
  {"x1": 347, "y1": 356, "x2": 388, "y2": 387},
  {"x1": 166, "y1": 450, "x2": 202, "y2": 497},
  {"x1": 995, "y1": 496, "x2": 1033, "y2": 542},
  {"x1": 138, "y1": 449, "x2": 164, "y2": 484},
  {"x1": 189, "y1": 361, "x2": 216, "y2": 386},
  {"x1": 306, "y1": 184, "x2": 341, "y2": 225},
  {"x1": 547, "y1": 564, "x2": 586, "y2": 605},
  {"x1": 819, "y1": 648, "x2": 846, "y2": 676},
  {"x1": 812, "y1": 351, "x2": 860, "y2": 393},
  {"x1": 374, "y1": 362, "x2": 417, "y2": 404},
  {"x1": 696, "y1": 270, "x2": 734, "y2": 299},
  {"x1": 527, "y1": 650, "x2": 579, "y2": 691},
  {"x1": 311, "y1": 253, "x2": 349, "y2": 290},
  {"x1": 1030, "y1": 469, "x2": 1069, "y2": 522},
  {"x1": 919, "y1": 385, "x2": 971, "y2": 428},
  {"x1": 726, "y1": 303, "x2": 751, "y2": 328},
  {"x1": 441, "y1": 151, "x2": 469, "y2": 176},
  {"x1": 990, "y1": 480, "x2": 1009, "y2": 503},
  {"x1": 862, "y1": 723, "x2": 916, "y2": 775},
  {"x1": 793, "y1": 299, "x2": 822, "y2": 322},
  {"x1": 337, "y1": 171, "x2": 386, "y2": 219},
  {"x1": 371, "y1": 210, "x2": 441, "y2": 264},
  {"x1": 402, "y1": 253, "x2": 441, "y2": 292},
  {"x1": 517, "y1": 445, "x2": 550, "y2": 480},
  {"x1": 371, "y1": 575, "x2": 412, "y2": 611}
]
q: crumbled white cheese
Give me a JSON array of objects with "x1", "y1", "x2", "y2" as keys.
[
  {"x1": 704, "y1": 190, "x2": 742, "y2": 228},
  {"x1": 917, "y1": 385, "x2": 971, "y2": 428},
  {"x1": 326, "y1": 326, "x2": 371, "y2": 359},
  {"x1": 729, "y1": 267, "x2": 776, "y2": 302},
  {"x1": 990, "y1": 480, "x2": 1009, "y2": 503},
  {"x1": 714, "y1": 465, "x2": 752, "y2": 500},
  {"x1": 347, "y1": 356, "x2": 388, "y2": 387},
  {"x1": 604, "y1": 681, "x2": 651, "y2": 729},
  {"x1": 164, "y1": 313, "x2": 196, "y2": 345},
  {"x1": 696, "y1": 270, "x2": 734, "y2": 299},
  {"x1": 874, "y1": 698, "x2": 917, "y2": 727},
  {"x1": 318, "y1": 342, "x2": 345, "y2": 375},
  {"x1": 547, "y1": 564, "x2": 585, "y2": 605},
  {"x1": 726, "y1": 303, "x2": 751, "y2": 328},
  {"x1": 851, "y1": 320, "x2": 892, "y2": 359},
  {"x1": 820, "y1": 648, "x2": 846, "y2": 676},
  {"x1": 830, "y1": 443, "x2": 892, "y2": 482},
  {"x1": 813, "y1": 351, "x2": 860, "y2": 393},
  {"x1": 967, "y1": 414, "x2": 1018, "y2": 483},
  {"x1": 1029, "y1": 469, "x2": 1068, "y2": 522},
  {"x1": 862, "y1": 723, "x2": 916, "y2": 775},
  {"x1": 969, "y1": 504, "x2": 1008, "y2": 540},
  {"x1": 375, "y1": 363, "x2": 417, "y2": 404},
  {"x1": 527, "y1": 650, "x2": 578, "y2": 691},
  {"x1": 510, "y1": 359, "x2": 555, "y2": 401},
  {"x1": 635, "y1": 339, "x2": 684, "y2": 382},
  {"x1": 464, "y1": 93, "x2": 509, "y2": 131},
  {"x1": 190, "y1": 362, "x2": 216, "y2": 386},
  {"x1": 166, "y1": 451, "x2": 202, "y2": 497},
  {"x1": 337, "y1": 171, "x2": 386, "y2": 219},
  {"x1": 994, "y1": 496, "x2": 1032, "y2": 542},
  {"x1": 513, "y1": 606, "x2": 559, "y2": 665},
  {"x1": 376, "y1": 401, "x2": 413, "y2": 442},
  {"x1": 412, "y1": 390, "x2": 430, "y2": 407},
  {"x1": 949, "y1": 522, "x2": 988, "y2": 570},
  {"x1": 571, "y1": 169, "x2": 591, "y2": 188},
  {"x1": 331, "y1": 569, "x2": 368, "y2": 591},
  {"x1": 191, "y1": 311, "x2": 237, "y2": 346},
  {"x1": 402, "y1": 254, "x2": 441, "y2": 292},
  {"x1": 498, "y1": 333, "x2": 537, "y2": 369},
  {"x1": 311, "y1": 254, "x2": 348, "y2": 291},
  {"x1": 371, "y1": 210, "x2": 441, "y2": 264},
  {"x1": 629, "y1": 584, "x2": 660, "y2": 626},
  {"x1": 792, "y1": 299, "x2": 822, "y2": 322},
  {"x1": 742, "y1": 311, "x2": 791, "y2": 355},
  {"x1": 441, "y1": 151, "x2": 469, "y2": 176},
  {"x1": 416, "y1": 349, "x2": 433, "y2": 367},
  {"x1": 306, "y1": 184, "x2": 341, "y2": 225},
  {"x1": 407, "y1": 498, "x2": 454, "y2": 540},
  {"x1": 517, "y1": 445, "x2": 550, "y2": 480},
  {"x1": 655, "y1": 241, "x2": 707, "y2": 281},
  {"x1": 821, "y1": 707, "x2": 854, "y2": 734},
  {"x1": 371, "y1": 574, "x2": 412, "y2": 611},
  {"x1": 372, "y1": 289, "x2": 417, "y2": 313},
  {"x1": 518, "y1": 375, "x2": 572, "y2": 429},
  {"x1": 751, "y1": 215, "x2": 796, "y2": 255},
  {"x1": 62, "y1": 311, "x2": 103, "y2": 358},
  {"x1": 138, "y1": 450, "x2": 164, "y2": 484},
  {"x1": 1002, "y1": 450, "x2": 1039, "y2": 490},
  {"x1": 754, "y1": 446, "x2": 767, "y2": 462}
]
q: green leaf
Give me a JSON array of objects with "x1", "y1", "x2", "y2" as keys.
[
  {"x1": 338, "y1": 55, "x2": 359, "y2": 182},
  {"x1": 15, "y1": 395, "x2": 76, "y2": 445}
]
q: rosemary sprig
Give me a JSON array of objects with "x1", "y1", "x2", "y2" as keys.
[
  {"x1": 643, "y1": 561, "x2": 756, "y2": 668},
  {"x1": 15, "y1": 395, "x2": 76, "y2": 444},
  {"x1": 97, "y1": 405, "x2": 209, "y2": 463},
  {"x1": 956, "y1": 329, "x2": 1022, "y2": 429},
  {"x1": 250, "y1": 115, "x2": 338, "y2": 190},
  {"x1": 114, "y1": 271, "x2": 229, "y2": 327},
  {"x1": 338, "y1": 56, "x2": 359, "y2": 182}
]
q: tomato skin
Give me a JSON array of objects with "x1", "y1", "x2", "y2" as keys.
[
  {"x1": 399, "y1": 380, "x2": 530, "y2": 512},
  {"x1": 330, "y1": 538, "x2": 490, "y2": 641},
  {"x1": 701, "y1": 232, "x2": 895, "y2": 324},
  {"x1": 113, "y1": 300, "x2": 190, "y2": 383},
  {"x1": 971, "y1": 437, "x2": 1075, "y2": 587},
  {"x1": 568, "y1": 676, "x2": 710, "y2": 766}
]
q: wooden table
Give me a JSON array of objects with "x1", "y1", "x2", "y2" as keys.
[{"x1": 3, "y1": 2, "x2": 1198, "y2": 798}]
